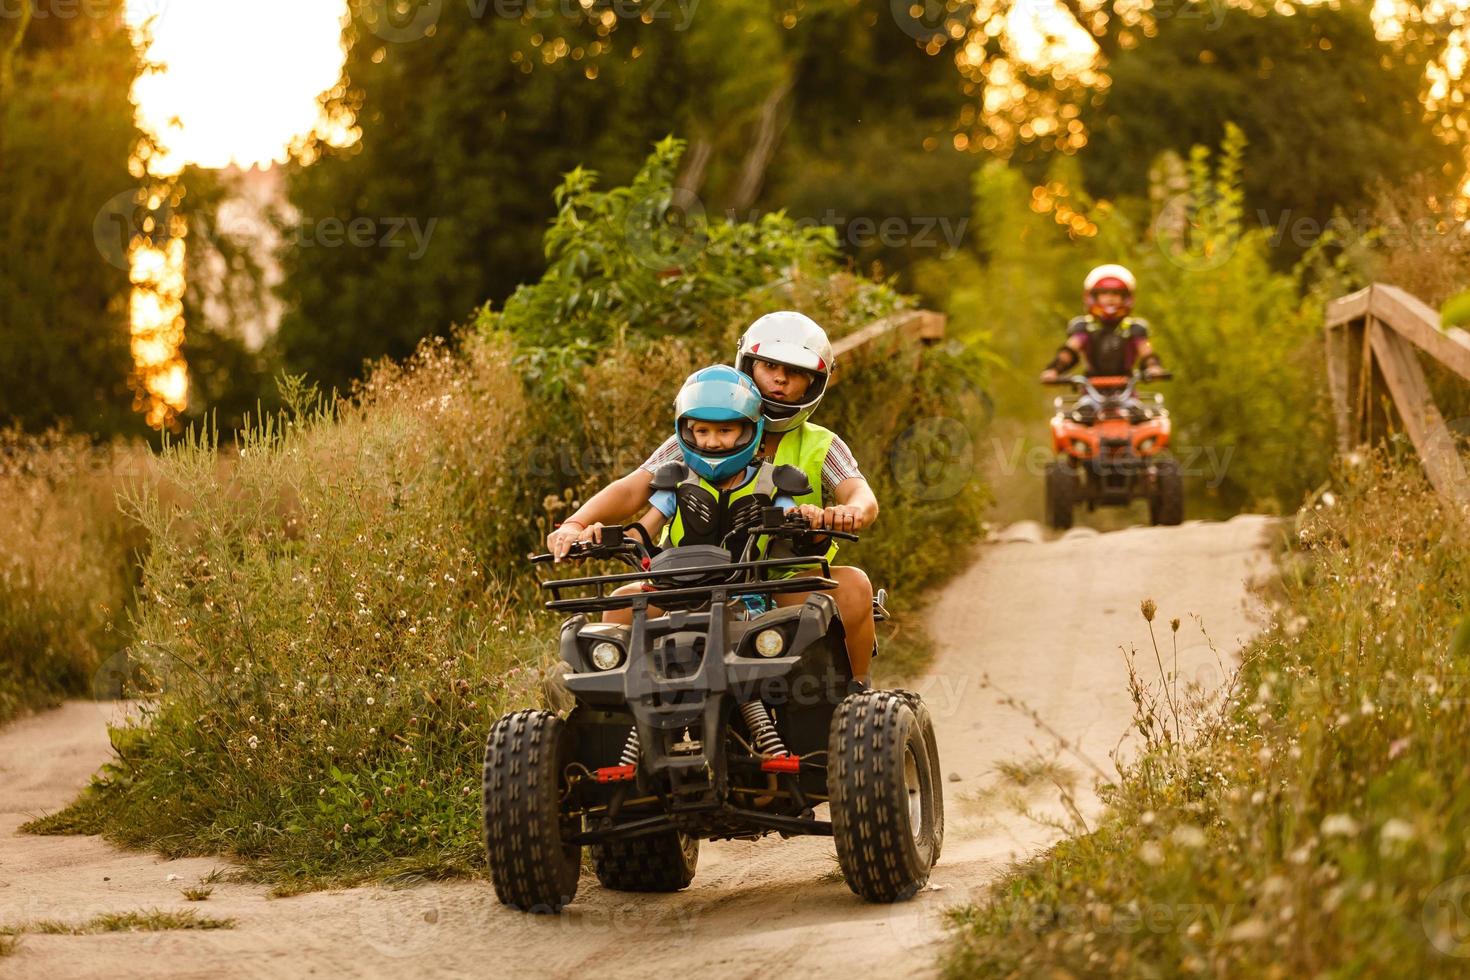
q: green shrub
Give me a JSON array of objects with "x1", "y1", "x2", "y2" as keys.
[
  {"x1": 946, "y1": 457, "x2": 1469, "y2": 977},
  {"x1": 34, "y1": 344, "x2": 546, "y2": 887},
  {"x1": 0, "y1": 429, "x2": 145, "y2": 725}
]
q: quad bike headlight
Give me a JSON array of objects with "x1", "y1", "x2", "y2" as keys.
[
  {"x1": 590, "y1": 642, "x2": 624, "y2": 671},
  {"x1": 1137, "y1": 436, "x2": 1158, "y2": 453},
  {"x1": 754, "y1": 629, "x2": 786, "y2": 658},
  {"x1": 1070, "y1": 439, "x2": 1091, "y2": 456}
]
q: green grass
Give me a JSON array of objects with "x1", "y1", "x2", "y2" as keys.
[
  {"x1": 4, "y1": 908, "x2": 235, "y2": 937},
  {"x1": 944, "y1": 456, "x2": 1469, "y2": 977}
]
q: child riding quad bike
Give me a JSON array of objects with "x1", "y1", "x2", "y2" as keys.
[
  {"x1": 482, "y1": 368, "x2": 944, "y2": 913},
  {"x1": 1042, "y1": 371, "x2": 1182, "y2": 529}
]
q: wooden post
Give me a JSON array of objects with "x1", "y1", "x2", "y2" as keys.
[
  {"x1": 1324, "y1": 322, "x2": 1353, "y2": 455},
  {"x1": 1367, "y1": 321, "x2": 1470, "y2": 509}
]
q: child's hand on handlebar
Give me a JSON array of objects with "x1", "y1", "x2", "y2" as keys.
[
  {"x1": 1039, "y1": 368, "x2": 1059, "y2": 383},
  {"x1": 548, "y1": 520, "x2": 605, "y2": 562}
]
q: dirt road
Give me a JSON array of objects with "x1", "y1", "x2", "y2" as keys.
[{"x1": 0, "y1": 516, "x2": 1275, "y2": 979}]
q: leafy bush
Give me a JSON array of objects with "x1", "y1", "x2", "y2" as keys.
[
  {"x1": 946, "y1": 457, "x2": 1469, "y2": 977},
  {"x1": 0, "y1": 429, "x2": 145, "y2": 725},
  {"x1": 493, "y1": 136, "x2": 844, "y2": 354},
  {"x1": 1141, "y1": 125, "x2": 1334, "y2": 514}
]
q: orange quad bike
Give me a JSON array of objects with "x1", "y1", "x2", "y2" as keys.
[{"x1": 1042, "y1": 372, "x2": 1182, "y2": 530}]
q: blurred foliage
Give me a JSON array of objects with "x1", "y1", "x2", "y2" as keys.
[
  {"x1": 0, "y1": 3, "x2": 142, "y2": 436},
  {"x1": 945, "y1": 458, "x2": 1470, "y2": 978},
  {"x1": 919, "y1": 125, "x2": 1333, "y2": 514},
  {"x1": 0, "y1": 429, "x2": 148, "y2": 725},
  {"x1": 275, "y1": 0, "x2": 971, "y2": 393},
  {"x1": 1081, "y1": 3, "x2": 1458, "y2": 267}
]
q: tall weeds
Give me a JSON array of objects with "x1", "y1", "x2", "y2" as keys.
[
  {"x1": 946, "y1": 457, "x2": 1470, "y2": 977},
  {"x1": 0, "y1": 429, "x2": 146, "y2": 724}
]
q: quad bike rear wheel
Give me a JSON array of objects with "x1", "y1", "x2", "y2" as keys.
[
  {"x1": 1045, "y1": 461, "x2": 1077, "y2": 530},
  {"x1": 1150, "y1": 457, "x2": 1184, "y2": 526},
  {"x1": 483, "y1": 710, "x2": 582, "y2": 912},
  {"x1": 828, "y1": 691, "x2": 937, "y2": 902},
  {"x1": 594, "y1": 831, "x2": 699, "y2": 892}
]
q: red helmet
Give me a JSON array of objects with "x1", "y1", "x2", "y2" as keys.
[{"x1": 1083, "y1": 264, "x2": 1136, "y2": 323}]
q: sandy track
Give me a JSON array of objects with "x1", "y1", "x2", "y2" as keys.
[{"x1": 0, "y1": 516, "x2": 1274, "y2": 979}]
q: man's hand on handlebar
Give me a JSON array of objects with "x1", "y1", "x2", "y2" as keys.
[
  {"x1": 795, "y1": 503, "x2": 865, "y2": 534},
  {"x1": 1039, "y1": 367, "x2": 1059, "y2": 384}
]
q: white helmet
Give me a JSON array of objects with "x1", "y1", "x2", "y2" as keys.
[{"x1": 735, "y1": 311, "x2": 834, "y2": 432}]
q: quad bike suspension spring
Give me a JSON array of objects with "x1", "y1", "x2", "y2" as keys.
[
  {"x1": 739, "y1": 701, "x2": 789, "y2": 758},
  {"x1": 619, "y1": 728, "x2": 641, "y2": 767}
]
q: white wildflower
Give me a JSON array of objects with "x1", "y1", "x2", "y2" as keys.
[
  {"x1": 1171, "y1": 825, "x2": 1206, "y2": 848},
  {"x1": 1321, "y1": 813, "x2": 1360, "y2": 837}
]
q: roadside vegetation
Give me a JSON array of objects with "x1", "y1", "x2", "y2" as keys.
[
  {"x1": 0, "y1": 429, "x2": 147, "y2": 725},
  {"x1": 918, "y1": 124, "x2": 1334, "y2": 517},
  {"x1": 25, "y1": 145, "x2": 989, "y2": 889},
  {"x1": 945, "y1": 456, "x2": 1470, "y2": 976}
]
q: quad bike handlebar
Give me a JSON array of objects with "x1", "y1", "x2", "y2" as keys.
[
  {"x1": 529, "y1": 510, "x2": 861, "y2": 569},
  {"x1": 530, "y1": 523, "x2": 656, "y2": 568},
  {"x1": 1043, "y1": 369, "x2": 1173, "y2": 388}
]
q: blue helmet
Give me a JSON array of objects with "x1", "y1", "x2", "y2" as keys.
[{"x1": 673, "y1": 365, "x2": 765, "y2": 483}]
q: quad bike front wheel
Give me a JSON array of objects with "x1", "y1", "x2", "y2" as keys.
[
  {"x1": 1045, "y1": 461, "x2": 1078, "y2": 530},
  {"x1": 828, "y1": 691, "x2": 938, "y2": 902},
  {"x1": 594, "y1": 831, "x2": 699, "y2": 892},
  {"x1": 1150, "y1": 457, "x2": 1184, "y2": 526},
  {"x1": 482, "y1": 710, "x2": 582, "y2": 913}
]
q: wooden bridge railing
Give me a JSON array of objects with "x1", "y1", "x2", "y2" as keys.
[
  {"x1": 1324, "y1": 283, "x2": 1470, "y2": 509},
  {"x1": 830, "y1": 309, "x2": 946, "y2": 369}
]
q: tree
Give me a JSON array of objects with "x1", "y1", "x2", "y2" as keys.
[
  {"x1": 1080, "y1": 3, "x2": 1457, "y2": 263},
  {"x1": 0, "y1": 3, "x2": 143, "y2": 436},
  {"x1": 275, "y1": 0, "x2": 982, "y2": 392}
]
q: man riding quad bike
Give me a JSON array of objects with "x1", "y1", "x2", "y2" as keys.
[
  {"x1": 483, "y1": 368, "x2": 944, "y2": 913},
  {"x1": 548, "y1": 311, "x2": 880, "y2": 682},
  {"x1": 1038, "y1": 265, "x2": 1182, "y2": 528}
]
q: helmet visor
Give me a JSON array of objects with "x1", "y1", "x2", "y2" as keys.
[{"x1": 677, "y1": 417, "x2": 758, "y2": 459}]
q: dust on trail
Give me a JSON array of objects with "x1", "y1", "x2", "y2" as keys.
[{"x1": 0, "y1": 516, "x2": 1275, "y2": 980}]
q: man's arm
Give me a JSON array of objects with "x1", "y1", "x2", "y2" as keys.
[{"x1": 548, "y1": 469, "x2": 656, "y2": 560}]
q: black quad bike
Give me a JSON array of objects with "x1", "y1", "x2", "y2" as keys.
[
  {"x1": 1042, "y1": 371, "x2": 1183, "y2": 530},
  {"x1": 482, "y1": 510, "x2": 944, "y2": 913}
]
